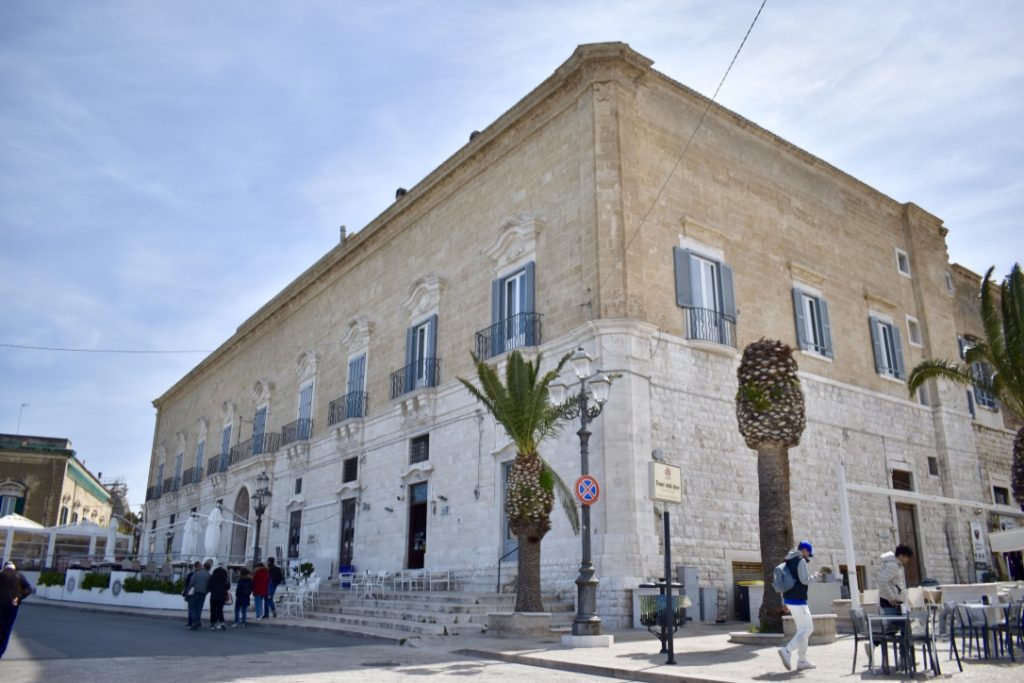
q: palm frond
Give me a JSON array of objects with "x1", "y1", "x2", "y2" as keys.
[
  {"x1": 541, "y1": 455, "x2": 580, "y2": 535},
  {"x1": 907, "y1": 359, "x2": 981, "y2": 394}
]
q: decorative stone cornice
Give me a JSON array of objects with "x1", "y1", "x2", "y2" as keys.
[
  {"x1": 864, "y1": 291, "x2": 898, "y2": 313},
  {"x1": 402, "y1": 274, "x2": 447, "y2": 319},
  {"x1": 400, "y1": 462, "x2": 434, "y2": 483},
  {"x1": 679, "y1": 215, "x2": 729, "y2": 253},
  {"x1": 194, "y1": 417, "x2": 209, "y2": 440},
  {"x1": 481, "y1": 213, "x2": 545, "y2": 271},
  {"x1": 788, "y1": 261, "x2": 827, "y2": 287},
  {"x1": 400, "y1": 391, "x2": 436, "y2": 425},
  {"x1": 175, "y1": 432, "x2": 186, "y2": 453},
  {"x1": 341, "y1": 315, "x2": 375, "y2": 351},
  {"x1": 333, "y1": 420, "x2": 364, "y2": 448},
  {"x1": 251, "y1": 378, "x2": 275, "y2": 405},
  {"x1": 295, "y1": 351, "x2": 318, "y2": 382},
  {"x1": 285, "y1": 442, "x2": 310, "y2": 468},
  {"x1": 336, "y1": 480, "x2": 362, "y2": 498}
]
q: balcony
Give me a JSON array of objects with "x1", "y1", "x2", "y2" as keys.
[
  {"x1": 683, "y1": 307, "x2": 736, "y2": 348},
  {"x1": 390, "y1": 358, "x2": 441, "y2": 400},
  {"x1": 181, "y1": 467, "x2": 201, "y2": 486},
  {"x1": 206, "y1": 452, "x2": 230, "y2": 476},
  {"x1": 475, "y1": 313, "x2": 542, "y2": 359},
  {"x1": 145, "y1": 485, "x2": 161, "y2": 501},
  {"x1": 230, "y1": 432, "x2": 281, "y2": 465},
  {"x1": 161, "y1": 477, "x2": 180, "y2": 495},
  {"x1": 281, "y1": 418, "x2": 314, "y2": 446},
  {"x1": 328, "y1": 391, "x2": 368, "y2": 425}
]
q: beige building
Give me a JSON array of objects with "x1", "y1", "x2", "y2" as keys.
[
  {"x1": 0, "y1": 434, "x2": 113, "y2": 528},
  {"x1": 142, "y1": 43, "x2": 1018, "y2": 625}
]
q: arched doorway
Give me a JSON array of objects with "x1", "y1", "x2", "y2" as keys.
[{"x1": 229, "y1": 489, "x2": 250, "y2": 563}]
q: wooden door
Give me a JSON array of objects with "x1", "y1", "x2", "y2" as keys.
[{"x1": 895, "y1": 503, "x2": 922, "y2": 586}]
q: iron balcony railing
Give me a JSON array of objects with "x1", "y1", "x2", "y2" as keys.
[
  {"x1": 145, "y1": 485, "x2": 161, "y2": 501},
  {"x1": 161, "y1": 477, "x2": 180, "y2": 494},
  {"x1": 475, "y1": 312, "x2": 542, "y2": 359},
  {"x1": 328, "y1": 391, "x2": 369, "y2": 425},
  {"x1": 281, "y1": 418, "x2": 314, "y2": 446},
  {"x1": 683, "y1": 306, "x2": 737, "y2": 348},
  {"x1": 389, "y1": 358, "x2": 441, "y2": 400},
  {"x1": 181, "y1": 467, "x2": 201, "y2": 486},
  {"x1": 230, "y1": 432, "x2": 282, "y2": 465},
  {"x1": 206, "y1": 452, "x2": 230, "y2": 476}
]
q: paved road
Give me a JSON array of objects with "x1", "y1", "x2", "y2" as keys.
[{"x1": 2, "y1": 603, "x2": 611, "y2": 682}]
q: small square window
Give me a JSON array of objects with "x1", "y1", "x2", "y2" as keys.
[
  {"x1": 895, "y1": 248, "x2": 911, "y2": 276},
  {"x1": 993, "y1": 486, "x2": 1010, "y2": 506},
  {"x1": 892, "y1": 469, "x2": 913, "y2": 491},
  {"x1": 918, "y1": 387, "x2": 930, "y2": 406},
  {"x1": 295, "y1": 478, "x2": 303, "y2": 495},
  {"x1": 927, "y1": 457, "x2": 939, "y2": 476},
  {"x1": 906, "y1": 317, "x2": 922, "y2": 346},
  {"x1": 342, "y1": 457, "x2": 358, "y2": 483},
  {"x1": 410, "y1": 434, "x2": 430, "y2": 464}
]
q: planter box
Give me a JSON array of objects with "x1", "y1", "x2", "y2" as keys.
[{"x1": 45, "y1": 569, "x2": 187, "y2": 611}]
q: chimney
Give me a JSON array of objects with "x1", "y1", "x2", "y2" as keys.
[
  {"x1": 339, "y1": 225, "x2": 347, "y2": 243},
  {"x1": 395, "y1": 188, "x2": 408, "y2": 200}
]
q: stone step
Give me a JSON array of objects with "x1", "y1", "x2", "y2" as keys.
[
  {"x1": 317, "y1": 595, "x2": 575, "y2": 615},
  {"x1": 305, "y1": 611, "x2": 487, "y2": 636}
]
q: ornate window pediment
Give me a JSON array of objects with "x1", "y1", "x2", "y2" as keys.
[
  {"x1": 194, "y1": 417, "x2": 209, "y2": 440},
  {"x1": 341, "y1": 315, "x2": 375, "y2": 352},
  {"x1": 402, "y1": 274, "x2": 447, "y2": 320},
  {"x1": 251, "y1": 378, "x2": 275, "y2": 404},
  {"x1": 482, "y1": 213, "x2": 545, "y2": 272},
  {"x1": 219, "y1": 401, "x2": 236, "y2": 426},
  {"x1": 0, "y1": 479, "x2": 26, "y2": 497},
  {"x1": 296, "y1": 350, "x2": 318, "y2": 383}
]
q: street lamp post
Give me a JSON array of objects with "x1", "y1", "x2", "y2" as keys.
[
  {"x1": 549, "y1": 347, "x2": 613, "y2": 637},
  {"x1": 251, "y1": 470, "x2": 272, "y2": 563}
]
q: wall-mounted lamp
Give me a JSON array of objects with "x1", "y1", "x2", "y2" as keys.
[
  {"x1": 437, "y1": 495, "x2": 448, "y2": 502},
  {"x1": 384, "y1": 506, "x2": 394, "y2": 513}
]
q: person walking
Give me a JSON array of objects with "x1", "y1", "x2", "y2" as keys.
[
  {"x1": 186, "y1": 561, "x2": 211, "y2": 630},
  {"x1": 777, "y1": 540, "x2": 816, "y2": 672},
  {"x1": 0, "y1": 561, "x2": 33, "y2": 658},
  {"x1": 182, "y1": 561, "x2": 200, "y2": 629},
  {"x1": 233, "y1": 567, "x2": 253, "y2": 628},
  {"x1": 266, "y1": 557, "x2": 284, "y2": 618},
  {"x1": 208, "y1": 564, "x2": 230, "y2": 630},
  {"x1": 252, "y1": 562, "x2": 269, "y2": 620}
]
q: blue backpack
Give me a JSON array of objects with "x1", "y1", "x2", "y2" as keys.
[{"x1": 771, "y1": 560, "x2": 796, "y2": 594}]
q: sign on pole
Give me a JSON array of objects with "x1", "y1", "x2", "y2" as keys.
[
  {"x1": 575, "y1": 475, "x2": 600, "y2": 506},
  {"x1": 649, "y1": 462, "x2": 682, "y2": 503}
]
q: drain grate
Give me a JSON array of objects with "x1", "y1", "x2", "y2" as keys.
[{"x1": 361, "y1": 661, "x2": 401, "y2": 668}]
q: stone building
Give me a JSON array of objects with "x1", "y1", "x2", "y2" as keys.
[
  {"x1": 0, "y1": 434, "x2": 113, "y2": 527},
  {"x1": 141, "y1": 43, "x2": 1018, "y2": 626}
]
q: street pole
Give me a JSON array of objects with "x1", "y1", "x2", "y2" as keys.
[
  {"x1": 573, "y1": 380, "x2": 600, "y2": 637},
  {"x1": 253, "y1": 512, "x2": 263, "y2": 564},
  {"x1": 663, "y1": 508, "x2": 675, "y2": 664}
]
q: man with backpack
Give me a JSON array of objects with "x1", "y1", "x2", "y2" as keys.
[{"x1": 777, "y1": 540, "x2": 815, "y2": 672}]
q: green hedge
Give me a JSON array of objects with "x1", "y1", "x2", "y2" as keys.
[
  {"x1": 37, "y1": 571, "x2": 66, "y2": 586},
  {"x1": 81, "y1": 572, "x2": 111, "y2": 590},
  {"x1": 123, "y1": 575, "x2": 186, "y2": 595}
]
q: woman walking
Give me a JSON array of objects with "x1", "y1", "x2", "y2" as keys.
[{"x1": 208, "y1": 564, "x2": 231, "y2": 630}]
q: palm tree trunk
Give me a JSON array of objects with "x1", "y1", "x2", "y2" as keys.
[
  {"x1": 514, "y1": 531, "x2": 544, "y2": 612},
  {"x1": 757, "y1": 443, "x2": 795, "y2": 632}
]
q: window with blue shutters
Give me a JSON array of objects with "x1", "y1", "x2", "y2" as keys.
[
  {"x1": 297, "y1": 381, "x2": 314, "y2": 440},
  {"x1": 194, "y1": 439, "x2": 205, "y2": 479},
  {"x1": 792, "y1": 289, "x2": 833, "y2": 357},
  {"x1": 483, "y1": 261, "x2": 538, "y2": 358},
  {"x1": 220, "y1": 424, "x2": 231, "y2": 469},
  {"x1": 673, "y1": 247, "x2": 736, "y2": 347},
  {"x1": 173, "y1": 450, "x2": 184, "y2": 487},
  {"x1": 970, "y1": 361, "x2": 997, "y2": 409},
  {"x1": 869, "y1": 316, "x2": 905, "y2": 379},
  {"x1": 346, "y1": 353, "x2": 367, "y2": 418},
  {"x1": 252, "y1": 405, "x2": 268, "y2": 455}
]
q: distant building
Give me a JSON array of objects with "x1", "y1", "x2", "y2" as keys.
[
  {"x1": 0, "y1": 434, "x2": 112, "y2": 527},
  {"x1": 142, "y1": 43, "x2": 1019, "y2": 626}
]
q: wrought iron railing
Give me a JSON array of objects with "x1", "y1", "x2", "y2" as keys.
[
  {"x1": 683, "y1": 307, "x2": 737, "y2": 348},
  {"x1": 230, "y1": 432, "x2": 281, "y2": 465},
  {"x1": 281, "y1": 418, "x2": 314, "y2": 446},
  {"x1": 145, "y1": 485, "x2": 161, "y2": 501},
  {"x1": 328, "y1": 391, "x2": 368, "y2": 425},
  {"x1": 161, "y1": 477, "x2": 179, "y2": 494},
  {"x1": 181, "y1": 467, "x2": 201, "y2": 486},
  {"x1": 206, "y1": 452, "x2": 230, "y2": 476},
  {"x1": 389, "y1": 358, "x2": 441, "y2": 399},
  {"x1": 475, "y1": 313, "x2": 542, "y2": 359}
]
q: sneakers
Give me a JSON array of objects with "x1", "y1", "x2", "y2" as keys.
[
  {"x1": 210, "y1": 625, "x2": 218, "y2": 631},
  {"x1": 796, "y1": 661, "x2": 816, "y2": 670},
  {"x1": 231, "y1": 623, "x2": 240, "y2": 628},
  {"x1": 777, "y1": 647, "x2": 791, "y2": 671}
]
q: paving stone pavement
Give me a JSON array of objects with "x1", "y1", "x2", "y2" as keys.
[{"x1": 9, "y1": 598, "x2": 1024, "y2": 682}]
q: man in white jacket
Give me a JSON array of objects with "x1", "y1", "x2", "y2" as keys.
[{"x1": 877, "y1": 544, "x2": 914, "y2": 613}]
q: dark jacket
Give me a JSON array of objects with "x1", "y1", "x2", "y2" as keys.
[
  {"x1": 181, "y1": 570, "x2": 195, "y2": 598},
  {"x1": 208, "y1": 567, "x2": 230, "y2": 602},
  {"x1": 235, "y1": 577, "x2": 253, "y2": 607},
  {"x1": 782, "y1": 550, "x2": 810, "y2": 605},
  {"x1": 0, "y1": 568, "x2": 33, "y2": 604},
  {"x1": 268, "y1": 563, "x2": 285, "y2": 586},
  {"x1": 187, "y1": 568, "x2": 211, "y2": 595}
]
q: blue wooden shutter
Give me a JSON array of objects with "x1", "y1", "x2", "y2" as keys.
[
  {"x1": 673, "y1": 247, "x2": 693, "y2": 307},
  {"x1": 14, "y1": 496, "x2": 25, "y2": 514},
  {"x1": 891, "y1": 324, "x2": 905, "y2": 378},
  {"x1": 819, "y1": 297, "x2": 833, "y2": 358},
  {"x1": 868, "y1": 317, "x2": 885, "y2": 373},
  {"x1": 428, "y1": 313, "x2": 439, "y2": 387},
  {"x1": 524, "y1": 261, "x2": 536, "y2": 345},
  {"x1": 719, "y1": 263, "x2": 736, "y2": 320},
  {"x1": 966, "y1": 390, "x2": 976, "y2": 418},
  {"x1": 347, "y1": 354, "x2": 366, "y2": 394},
  {"x1": 490, "y1": 278, "x2": 504, "y2": 357},
  {"x1": 792, "y1": 289, "x2": 808, "y2": 350},
  {"x1": 404, "y1": 326, "x2": 416, "y2": 392}
]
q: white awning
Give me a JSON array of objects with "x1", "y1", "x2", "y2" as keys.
[
  {"x1": 0, "y1": 513, "x2": 45, "y2": 530},
  {"x1": 989, "y1": 526, "x2": 1024, "y2": 553}
]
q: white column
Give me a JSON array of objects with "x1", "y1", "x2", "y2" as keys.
[
  {"x1": 45, "y1": 531, "x2": 57, "y2": 567},
  {"x1": 87, "y1": 533, "x2": 97, "y2": 561},
  {"x1": 2, "y1": 528, "x2": 12, "y2": 563},
  {"x1": 837, "y1": 459, "x2": 861, "y2": 608}
]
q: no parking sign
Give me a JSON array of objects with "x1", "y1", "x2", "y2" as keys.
[{"x1": 574, "y1": 475, "x2": 600, "y2": 506}]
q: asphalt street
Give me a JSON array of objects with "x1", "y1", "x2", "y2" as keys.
[{"x1": 1, "y1": 603, "x2": 613, "y2": 682}]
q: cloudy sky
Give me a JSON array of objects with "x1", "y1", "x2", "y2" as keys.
[{"x1": 2, "y1": 1, "x2": 1021, "y2": 511}]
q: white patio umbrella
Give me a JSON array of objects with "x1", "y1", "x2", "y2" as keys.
[
  {"x1": 204, "y1": 506, "x2": 222, "y2": 562},
  {"x1": 103, "y1": 517, "x2": 118, "y2": 562},
  {"x1": 180, "y1": 515, "x2": 197, "y2": 562}
]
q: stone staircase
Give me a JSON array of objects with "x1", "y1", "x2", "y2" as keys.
[{"x1": 303, "y1": 586, "x2": 576, "y2": 639}]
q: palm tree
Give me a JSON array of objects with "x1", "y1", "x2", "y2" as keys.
[
  {"x1": 908, "y1": 264, "x2": 1024, "y2": 505},
  {"x1": 459, "y1": 350, "x2": 580, "y2": 612},
  {"x1": 735, "y1": 338, "x2": 807, "y2": 632}
]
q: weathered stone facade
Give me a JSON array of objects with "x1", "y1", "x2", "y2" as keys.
[{"x1": 142, "y1": 43, "x2": 1017, "y2": 627}]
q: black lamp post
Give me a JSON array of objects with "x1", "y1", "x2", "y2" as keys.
[
  {"x1": 548, "y1": 347, "x2": 613, "y2": 637},
  {"x1": 252, "y1": 470, "x2": 272, "y2": 563}
]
